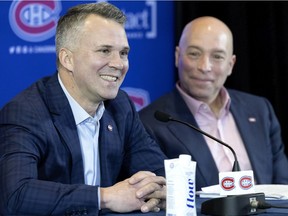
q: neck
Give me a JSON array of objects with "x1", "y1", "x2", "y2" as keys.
[{"x1": 59, "y1": 70, "x2": 100, "y2": 116}]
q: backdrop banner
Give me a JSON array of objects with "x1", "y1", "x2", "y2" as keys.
[{"x1": 0, "y1": 0, "x2": 175, "y2": 111}]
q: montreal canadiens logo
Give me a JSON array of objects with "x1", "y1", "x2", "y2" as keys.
[
  {"x1": 221, "y1": 177, "x2": 235, "y2": 191},
  {"x1": 239, "y1": 176, "x2": 253, "y2": 190},
  {"x1": 9, "y1": 0, "x2": 61, "y2": 42}
]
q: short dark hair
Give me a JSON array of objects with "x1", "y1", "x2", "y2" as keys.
[{"x1": 55, "y1": 2, "x2": 126, "y2": 68}]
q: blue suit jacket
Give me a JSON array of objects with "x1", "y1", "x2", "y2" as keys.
[
  {"x1": 139, "y1": 88, "x2": 288, "y2": 191},
  {"x1": 0, "y1": 73, "x2": 166, "y2": 215}
]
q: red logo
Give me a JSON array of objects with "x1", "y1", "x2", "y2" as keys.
[
  {"x1": 239, "y1": 176, "x2": 253, "y2": 190},
  {"x1": 221, "y1": 177, "x2": 235, "y2": 191}
]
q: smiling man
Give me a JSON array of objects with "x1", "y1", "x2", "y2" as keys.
[
  {"x1": 0, "y1": 2, "x2": 167, "y2": 215},
  {"x1": 139, "y1": 16, "x2": 288, "y2": 191}
]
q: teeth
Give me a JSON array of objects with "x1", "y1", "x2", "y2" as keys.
[{"x1": 101, "y1": 75, "x2": 117, "y2": 81}]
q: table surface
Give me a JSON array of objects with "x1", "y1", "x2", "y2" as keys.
[{"x1": 100, "y1": 198, "x2": 288, "y2": 215}]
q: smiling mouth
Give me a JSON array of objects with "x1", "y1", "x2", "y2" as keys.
[
  {"x1": 100, "y1": 75, "x2": 118, "y2": 82},
  {"x1": 192, "y1": 77, "x2": 213, "y2": 83}
]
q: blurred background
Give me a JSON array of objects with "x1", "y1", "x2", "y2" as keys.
[{"x1": 1, "y1": 1, "x2": 287, "y2": 155}]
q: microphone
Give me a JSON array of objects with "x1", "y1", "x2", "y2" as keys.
[{"x1": 154, "y1": 110, "x2": 240, "y2": 172}]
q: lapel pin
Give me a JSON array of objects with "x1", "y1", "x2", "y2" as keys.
[
  {"x1": 248, "y1": 117, "x2": 256, "y2": 122},
  {"x1": 107, "y1": 125, "x2": 113, "y2": 131}
]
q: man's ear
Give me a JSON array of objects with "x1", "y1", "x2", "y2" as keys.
[
  {"x1": 59, "y1": 48, "x2": 73, "y2": 71},
  {"x1": 175, "y1": 46, "x2": 180, "y2": 68},
  {"x1": 227, "y1": 54, "x2": 236, "y2": 76}
]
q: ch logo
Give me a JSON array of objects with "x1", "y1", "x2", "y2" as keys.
[
  {"x1": 9, "y1": 0, "x2": 61, "y2": 42},
  {"x1": 239, "y1": 176, "x2": 253, "y2": 190},
  {"x1": 221, "y1": 177, "x2": 235, "y2": 191}
]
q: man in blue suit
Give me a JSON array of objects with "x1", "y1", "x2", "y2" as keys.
[
  {"x1": 0, "y1": 2, "x2": 167, "y2": 215},
  {"x1": 139, "y1": 16, "x2": 288, "y2": 191}
]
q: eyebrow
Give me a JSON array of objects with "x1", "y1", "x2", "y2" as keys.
[
  {"x1": 99, "y1": 45, "x2": 130, "y2": 51},
  {"x1": 187, "y1": 45, "x2": 227, "y2": 54}
]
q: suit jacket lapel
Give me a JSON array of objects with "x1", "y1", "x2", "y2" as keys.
[
  {"x1": 45, "y1": 73, "x2": 84, "y2": 184},
  {"x1": 98, "y1": 111, "x2": 120, "y2": 186},
  {"x1": 230, "y1": 97, "x2": 263, "y2": 182}
]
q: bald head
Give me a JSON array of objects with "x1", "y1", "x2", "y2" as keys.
[
  {"x1": 179, "y1": 16, "x2": 234, "y2": 56},
  {"x1": 175, "y1": 16, "x2": 236, "y2": 106}
]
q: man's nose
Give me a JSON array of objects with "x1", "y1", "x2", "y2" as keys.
[
  {"x1": 197, "y1": 55, "x2": 212, "y2": 73},
  {"x1": 108, "y1": 52, "x2": 124, "y2": 70}
]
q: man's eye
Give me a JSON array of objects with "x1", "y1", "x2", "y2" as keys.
[
  {"x1": 188, "y1": 52, "x2": 200, "y2": 58},
  {"x1": 120, "y1": 50, "x2": 129, "y2": 57},
  {"x1": 99, "y1": 49, "x2": 110, "y2": 54},
  {"x1": 213, "y1": 54, "x2": 225, "y2": 60}
]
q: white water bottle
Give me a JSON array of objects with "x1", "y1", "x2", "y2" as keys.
[{"x1": 165, "y1": 154, "x2": 197, "y2": 216}]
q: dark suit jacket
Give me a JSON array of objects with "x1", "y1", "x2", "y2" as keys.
[
  {"x1": 0, "y1": 73, "x2": 166, "y2": 216},
  {"x1": 139, "y1": 88, "x2": 288, "y2": 191}
]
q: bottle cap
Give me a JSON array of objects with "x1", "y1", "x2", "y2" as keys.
[{"x1": 179, "y1": 154, "x2": 191, "y2": 166}]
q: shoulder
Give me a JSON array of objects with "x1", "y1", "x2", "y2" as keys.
[
  {"x1": 228, "y1": 89, "x2": 270, "y2": 103},
  {"x1": 228, "y1": 89, "x2": 274, "y2": 114},
  {"x1": 2, "y1": 76, "x2": 51, "y2": 110},
  {"x1": 0, "y1": 75, "x2": 60, "y2": 123},
  {"x1": 139, "y1": 89, "x2": 180, "y2": 113}
]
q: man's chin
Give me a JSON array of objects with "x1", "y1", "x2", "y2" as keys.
[{"x1": 102, "y1": 92, "x2": 119, "y2": 101}]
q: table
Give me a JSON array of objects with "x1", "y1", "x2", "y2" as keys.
[{"x1": 100, "y1": 197, "x2": 288, "y2": 215}]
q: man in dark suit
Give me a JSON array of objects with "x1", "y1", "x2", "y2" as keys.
[
  {"x1": 139, "y1": 16, "x2": 288, "y2": 191},
  {"x1": 0, "y1": 2, "x2": 166, "y2": 215}
]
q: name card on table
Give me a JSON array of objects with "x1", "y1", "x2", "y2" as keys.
[{"x1": 219, "y1": 170, "x2": 255, "y2": 196}]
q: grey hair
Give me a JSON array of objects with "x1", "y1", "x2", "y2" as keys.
[{"x1": 55, "y1": 2, "x2": 126, "y2": 68}]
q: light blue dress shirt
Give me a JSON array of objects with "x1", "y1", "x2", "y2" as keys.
[{"x1": 58, "y1": 74, "x2": 104, "y2": 186}]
